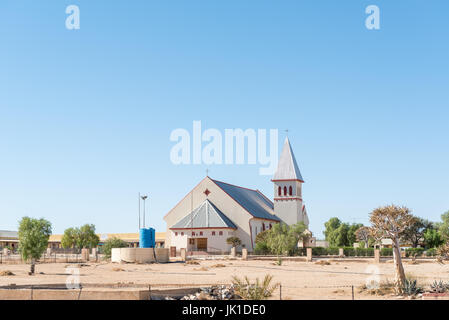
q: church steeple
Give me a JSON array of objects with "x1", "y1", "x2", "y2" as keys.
[
  {"x1": 272, "y1": 137, "x2": 309, "y2": 227},
  {"x1": 272, "y1": 137, "x2": 304, "y2": 182}
]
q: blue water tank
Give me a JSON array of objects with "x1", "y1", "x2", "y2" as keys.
[{"x1": 139, "y1": 228, "x2": 155, "y2": 248}]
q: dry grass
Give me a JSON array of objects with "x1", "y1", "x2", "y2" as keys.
[
  {"x1": 211, "y1": 264, "x2": 226, "y2": 268},
  {"x1": 0, "y1": 270, "x2": 14, "y2": 276},
  {"x1": 112, "y1": 267, "x2": 125, "y2": 272},
  {"x1": 315, "y1": 260, "x2": 331, "y2": 266},
  {"x1": 332, "y1": 289, "x2": 345, "y2": 294},
  {"x1": 194, "y1": 267, "x2": 209, "y2": 271},
  {"x1": 358, "y1": 279, "x2": 395, "y2": 296},
  {"x1": 186, "y1": 260, "x2": 200, "y2": 265}
]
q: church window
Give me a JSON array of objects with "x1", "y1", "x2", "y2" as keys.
[
  {"x1": 199, "y1": 231, "x2": 203, "y2": 236},
  {"x1": 289, "y1": 186, "x2": 293, "y2": 196},
  {"x1": 181, "y1": 232, "x2": 184, "y2": 236},
  {"x1": 278, "y1": 186, "x2": 281, "y2": 196},
  {"x1": 262, "y1": 223, "x2": 265, "y2": 231},
  {"x1": 212, "y1": 231, "x2": 216, "y2": 236},
  {"x1": 284, "y1": 186, "x2": 287, "y2": 196},
  {"x1": 219, "y1": 231, "x2": 223, "y2": 236},
  {"x1": 175, "y1": 232, "x2": 178, "y2": 236},
  {"x1": 269, "y1": 224, "x2": 272, "y2": 229},
  {"x1": 192, "y1": 232, "x2": 195, "y2": 236}
]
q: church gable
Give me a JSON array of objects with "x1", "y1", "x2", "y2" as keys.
[{"x1": 171, "y1": 199, "x2": 237, "y2": 230}]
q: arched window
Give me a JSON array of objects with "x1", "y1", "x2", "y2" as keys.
[
  {"x1": 278, "y1": 186, "x2": 282, "y2": 196},
  {"x1": 289, "y1": 186, "x2": 293, "y2": 196},
  {"x1": 284, "y1": 186, "x2": 287, "y2": 196}
]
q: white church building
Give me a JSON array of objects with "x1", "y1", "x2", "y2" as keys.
[{"x1": 164, "y1": 137, "x2": 312, "y2": 253}]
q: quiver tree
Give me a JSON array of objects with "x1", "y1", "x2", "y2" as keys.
[
  {"x1": 355, "y1": 226, "x2": 372, "y2": 248},
  {"x1": 369, "y1": 205, "x2": 414, "y2": 292}
]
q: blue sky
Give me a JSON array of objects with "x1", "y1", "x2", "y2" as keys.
[{"x1": 1, "y1": 1, "x2": 448, "y2": 238}]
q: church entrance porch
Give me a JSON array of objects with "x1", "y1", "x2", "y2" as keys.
[{"x1": 188, "y1": 237, "x2": 208, "y2": 252}]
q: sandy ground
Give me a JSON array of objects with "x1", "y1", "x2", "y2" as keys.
[{"x1": 1, "y1": 258, "x2": 449, "y2": 300}]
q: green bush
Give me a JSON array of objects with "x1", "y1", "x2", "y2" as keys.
[
  {"x1": 426, "y1": 248, "x2": 437, "y2": 257},
  {"x1": 254, "y1": 242, "x2": 270, "y2": 255},
  {"x1": 380, "y1": 248, "x2": 393, "y2": 256},
  {"x1": 343, "y1": 247, "x2": 355, "y2": 256},
  {"x1": 102, "y1": 237, "x2": 128, "y2": 259},
  {"x1": 312, "y1": 247, "x2": 328, "y2": 256},
  {"x1": 327, "y1": 247, "x2": 339, "y2": 255},
  {"x1": 405, "y1": 248, "x2": 425, "y2": 257}
]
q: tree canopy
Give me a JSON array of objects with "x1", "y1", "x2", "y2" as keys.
[
  {"x1": 61, "y1": 224, "x2": 100, "y2": 250},
  {"x1": 401, "y1": 217, "x2": 433, "y2": 248},
  {"x1": 323, "y1": 217, "x2": 363, "y2": 247},
  {"x1": 102, "y1": 237, "x2": 128, "y2": 258},
  {"x1": 18, "y1": 217, "x2": 52, "y2": 274},
  {"x1": 255, "y1": 222, "x2": 307, "y2": 256}
]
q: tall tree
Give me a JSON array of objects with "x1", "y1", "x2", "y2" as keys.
[
  {"x1": 77, "y1": 224, "x2": 100, "y2": 249},
  {"x1": 356, "y1": 226, "x2": 372, "y2": 248},
  {"x1": 438, "y1": 210, "x2": 449, "y2": 240},
  {"x1": 266, "y1": 222, "x2": 307, "y2": 255},
  {"x1": 348, "y1": 223, "x2": 364, "y2": 246},
  {"x1": 423, "y1": 228, "x2": 444, "y2": 248},
  {"x1": 61, "y1": 224, "x2": 99, "y2": 250},
  {"x1": 18, "y1": 217, "x2": 52, "y2": 275},
  {"x1": 369, "y1": 205, "x2": 414, "y2": 292},
  {"x1": 61, "y1": 227, "x2": 77, "y2": 249},
  {"x1": 401, "y1": 217, "x2": 433, "y2": 248},
  {"x1": 324, "y1": 217, "x2": 341, "y2": 241}
]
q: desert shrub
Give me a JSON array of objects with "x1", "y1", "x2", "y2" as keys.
[
  {"x1": 102, "y1": 237, "x2": 128, "y2": 258},
  {"x1": 380, "y1": 248, "x2": 393, "y2": 256},
  {"x1": 430, "y1": 280, "x2": 449, "y2": 293},
  {"x1": 231, "y1": 274, "x2": 278, "y2": 300},
  {"x1": 405, "y1": 248, "x2": 425, "y2": 257},
  {"x1": 254, "y1": 242, "x2": 270, "y2": 255},
  {"x1": 402, "y1": 278, "x2": 423, "y2": 296},
  {"x1": 426, "y1": 248, "x2": 437, "y2": 257}
]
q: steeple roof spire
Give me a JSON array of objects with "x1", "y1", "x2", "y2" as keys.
[{"x1": 272, "y1": 137, "x2": 304, "y2": 182}]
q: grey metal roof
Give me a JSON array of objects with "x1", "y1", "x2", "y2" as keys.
[
  {"x1": 212, "y1": 180, "x2": 280, "y2": 221},
  {"x1": 272, "y1": 137, "x2": 304, "y2": 182},
  {"x1": 0, "y1": 230, "x2": 18, "y2": 238},
  {"x1": 171, "y1": 199, "x2": 237, "y2": 229}
]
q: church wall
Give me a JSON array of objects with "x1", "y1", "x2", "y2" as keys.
[
  {"x1": 249, "y1": 219, "x2": 276, "y2": 248},
  {"x1": 273, "y1": 199, "x2": 305, "y2": 226},
  {"x1": 164, "y1": 177, "x2": 255, "y2": 251}
]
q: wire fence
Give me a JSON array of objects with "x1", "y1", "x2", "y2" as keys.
[{"x1": 0, "y1": 252, "x2": 103, "y2": 264}]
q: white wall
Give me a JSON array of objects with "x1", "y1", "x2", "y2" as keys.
[{"x1": 169, "y1": 229, "x2": 235, "y2": 252}]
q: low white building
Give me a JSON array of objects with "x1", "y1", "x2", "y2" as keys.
[{"x1": 164, "y1": 137, "x2": 311, "y2": 253}]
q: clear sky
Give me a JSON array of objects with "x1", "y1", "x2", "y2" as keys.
[{"x1": 1, "y1": 1, "x2": 448, "y2": 238}]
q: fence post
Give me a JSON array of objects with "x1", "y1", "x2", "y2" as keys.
[
  {"x1": 351, "y1": 285, "x2": 354, "y2": 300},
  {"x1": 149, "y1": 285, "x2": 152, "y2": 300},
  {"x1": 30, "y1": 285, "x2": 33, "y2": 300},
  {"x1": 78, "y1": 285, "x2": 83, "y2": 300},
  {"x1": 279, "y1": 284, "x2": 282, "y2": 300}
]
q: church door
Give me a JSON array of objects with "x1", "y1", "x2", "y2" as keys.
[{"x1": 196, "y1": 238, "x2": 208, "y2": 251}]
